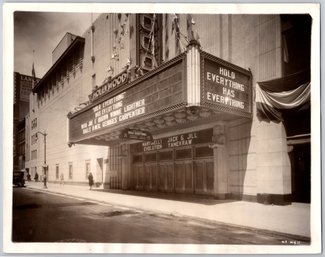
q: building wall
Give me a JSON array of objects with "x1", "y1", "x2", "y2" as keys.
[
  {"x1": 37, "y1": 73, "x2": 108, "y2": 183},
  {"x1": 160, "y1": 14, "x2": 290, "y2": 199},
  {"x1": 81, "y1": 13, "x2": 131, "y2": 95},
  {"x1": 25, "y1": 33, "x2": 108, "y2": 184},
  {"x1": 255, "y1": 16, "x2": 292, "y2": 198}
]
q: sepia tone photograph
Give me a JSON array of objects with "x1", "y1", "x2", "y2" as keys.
[{"x1": 3, "y1": 3, "x2": 321, "y2": 254}]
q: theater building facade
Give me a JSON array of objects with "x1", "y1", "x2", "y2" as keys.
[{"x1": 28, "y1": 13, "x2": 311, "y2": 205}]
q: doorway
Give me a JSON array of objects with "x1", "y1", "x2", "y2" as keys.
[
  {"x1": 131, "y1": 144, "x2": 214, "y2": 195},
  {"x1": 291, "y1": 143, "x2": 311, "y2": 203},
  {"x1": 96, "y1": 158, "x2": 104, "y2": 186}
]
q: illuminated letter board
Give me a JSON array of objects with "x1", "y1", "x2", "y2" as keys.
[
  {"x1": 68, "y1": 55, "x2": 186, "y2": 143},
  {"x1": 201, "y1": 52, "x2": 252, "y2": 117}
]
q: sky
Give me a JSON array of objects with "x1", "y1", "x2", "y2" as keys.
[{"x1": 14, "y1": 12, "x2": 100, "y2": 78}]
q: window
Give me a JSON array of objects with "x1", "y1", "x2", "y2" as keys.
[
  {"x1": 195, "y1": 146, "x2": 213, "y2": 158},
  {"x1": 18, "y1": 144, "x2": 25, "y2": 155},
  {"x1": 56, "y1": 164, "x2": 59, "y2": 180},
  {"x1": 144, "y1": 153, "x2": 156, "y2": 162},
  {"x1": 281, "y1": 15, "x2": 311, "y2": 76},
  {"x1": 109, "y1": 145, "x2": 121, "y2": 171},
  {"x1": 158, "y1": 151, "x2": 173, "y2": 161},
  {"x1": 31, "y1": 150, "x2": 37, "y2": 160},
  {"x1": 69, "y1": 162, "x2": 73, "y2": 180},
  {"x1": 85, "y1": 160, "x2": 91, "y2": 179},
  {"x1": 31, "y1": 134, "x2": 38, "y2": 145},
  {"x1": 133, "y1": 154, "x2": 143, "y2": 163},
  {"x1": 31, "y1": 118, "x2": 37, "y2": 130},
  {"x1": 175, "y1": 148, "x2": 192, "y2": 160}
]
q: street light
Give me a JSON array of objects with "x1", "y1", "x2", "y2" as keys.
[{"x1": 36, "y1": 131, "x2": 47, "y2": 189}]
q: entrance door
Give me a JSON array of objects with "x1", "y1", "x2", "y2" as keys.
[
  {"x1": 143, "y1": 152, "x2": 157, "y2": 191},
  {"x1": 291, "y1": 143, "x2": 311, "y2": 203},
  {"x1": 133, "y1": 164, "x2": 144, "y2": 190},
  {"x1": 109, "y1": 145, "x2": 123, "y2": 189},
  {"x1": 194, "y1": 160, "x2": 214, "y2": 194},
  {"x1": 144, "y1": 164, "x2": 157, "y2": 191},
  {"x1": 158, "y1": 162, "x2": 174, "y2": 192},
  {"x1": 175, "y1": 161, "x2": 193, "y2": 193},
  {"x1": 157, "y1": 150, "x2": 174, "y2": 192},
  {"x1": 96, "y1": 158, "x2": 103, "y2": 186},
  {"x1": 131, "y1": 144, "x2": 214, "y2": 196},
  {"x1": 174, "y1": 147, "x2": 193, "y2": 193},
  {"x1": 193, "y1": 145, "x2": 214, "y2": 194}
]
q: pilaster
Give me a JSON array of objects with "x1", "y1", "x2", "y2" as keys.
[
  {"x1": 121, "y1": 144, "x2": 131, "y2": 190},
  {"x1": 211, "y1": 124, "x2": 230, "y2": 199}
]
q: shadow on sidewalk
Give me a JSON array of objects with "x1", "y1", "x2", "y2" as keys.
[{"x1": 91, "y1": 188, "x2": 235, "y2": 206}]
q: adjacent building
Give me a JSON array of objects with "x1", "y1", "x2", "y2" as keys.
[
  {"x1": 25, "y1": 32, "x2": 108, "y2": 185},
  {"x1": 13, "y1": 72, "x2": 40, "y2": 172},
  {"x1": 25, "y1": 13, "x2": 311, "y2": 205}
]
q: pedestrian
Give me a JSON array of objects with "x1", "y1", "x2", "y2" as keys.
[
  {"x1": 34, "y1": 172, "x2": 38, "y2": 182},
  {"x1": 60, "y1": 173, "x2": 64, "y2": 186},
  {"x1": 88, "y1": 172, "x2": 94, "y2": 190}
]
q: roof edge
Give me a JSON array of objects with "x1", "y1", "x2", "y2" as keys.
[{"x1": 32, "y1": 36, "x2": 85, "y2": 93}]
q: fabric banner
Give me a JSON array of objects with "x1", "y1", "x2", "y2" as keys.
[{"x1": 256, "y1": 72, "x2": 310, "y2": 123}]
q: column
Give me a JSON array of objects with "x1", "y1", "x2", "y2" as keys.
[
  {"x1": 121, "y1": 144, "x2": 131, "y2": 190},
  {"x1": 256, "y1": 122, "x2": 292, "y2": 205},
  {"x1": 211, "y1": 124, "x2": 229, "y2": 199}
]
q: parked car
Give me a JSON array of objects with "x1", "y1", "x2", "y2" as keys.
[{"x1": 13, "y1": 170, "x2": 25, "y2": 187}]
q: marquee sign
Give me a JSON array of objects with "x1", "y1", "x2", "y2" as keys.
[
  {"x1": 120, "y1": 128, "x2": 153, "y2": 141},
  {"x1": 131, "y1": 129, "x2": 213, "y2": 153},
  {"x1": 68, "y1": 56, "x2": 186, "y2": 143},
  {"x1": 201, "y1": 52, "x2": 252, "y2": 117}
]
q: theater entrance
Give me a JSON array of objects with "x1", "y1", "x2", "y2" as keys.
[{"x1": 131, "y1": 143, "x2": 214, "y2": 196}]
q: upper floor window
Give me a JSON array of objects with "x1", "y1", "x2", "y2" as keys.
[
  {"x1": 31, "y1": 133, "x2": 37, "y2": 145},
  {"x1": 31, "y1": 150, "x2": 37, "y2": 160},
  {"x1": 31, "y1": 118, "x2": 37, "y2": 130},
  {"x1": 69, "y1": 162, "x2": 73, "y2": 180},
  {"x1": 281, "y1": 14, "x2": 311, "y2": 76},
  {"x1": 85, "y1": 160, "x2": 91, "y2": 179},
  {"x1": 56, "y1": 164, "x2": 60, "y2": 180}
]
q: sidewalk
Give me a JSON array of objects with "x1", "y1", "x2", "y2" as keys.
[{"x1": 24, "y1": 181, "x2": 311, "y2": 239}]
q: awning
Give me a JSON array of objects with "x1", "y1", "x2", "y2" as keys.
[{"x1": 256, "y1": 70, "x2": 310, "y2": 123}]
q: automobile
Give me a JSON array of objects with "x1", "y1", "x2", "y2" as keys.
[{"x1": 13, "y1": 170, "x2": 25, "y2": 187}]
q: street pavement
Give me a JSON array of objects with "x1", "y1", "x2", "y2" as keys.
[
  {"x1": 24, "y1": 181, "x2": 311, "y2": 239},
  {"x1": 13, "y1": 188, "x2": 309, "y2": 244}
]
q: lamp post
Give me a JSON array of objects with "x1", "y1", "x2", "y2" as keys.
[{"x1": 36, "y1": 131, "x2": 47, "y2": 189}]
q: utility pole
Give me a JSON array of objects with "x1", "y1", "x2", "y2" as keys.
[{"x1": 37, "y1": 131, "x2": 47, "y2": 188}]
